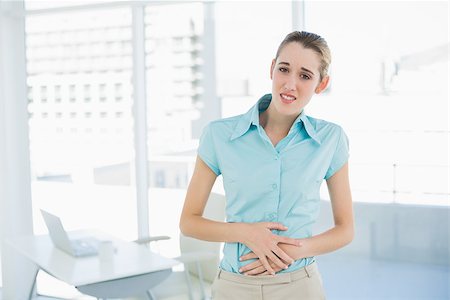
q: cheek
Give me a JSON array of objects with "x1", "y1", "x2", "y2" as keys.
[
  {"x1": 299, "y1": 81, "x2": 318, "y2": 93},
  {"x1": 272, "y1": 78, "x2": 283, "y2": 90}
]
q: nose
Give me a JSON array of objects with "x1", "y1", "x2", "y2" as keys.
[{"x1": 284, "y1": 74, "x2": 296, "y2": 91}]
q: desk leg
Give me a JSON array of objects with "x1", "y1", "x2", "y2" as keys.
[
  {"x1": 1, "y1": 240, "x2": 39, "y2": 300},
  {"x1": 27, "y1": 268, "x2": 39, "y2": 300},
  {"x1": 146, "y1": 290, "x2": 156, "y2": 300}
]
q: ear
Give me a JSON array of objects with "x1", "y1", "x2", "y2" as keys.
[
  {"x1": 315, "y1": 75, "x2": 330, "y2": 94},
  {"x1": 270, "y1": 59, "x2": 276, "y2": 80}
]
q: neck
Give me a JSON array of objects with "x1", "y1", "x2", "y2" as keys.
[{"x1": 259, "y1": 103, "x2": 299, "y2": 134}]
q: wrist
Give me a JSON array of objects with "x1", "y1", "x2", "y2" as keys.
[
  {"x1": 279, "y1": 240, "x2": 305, "y2": 261},
  {"x1": 227, "y1": 222, "x2": 248, "y2": 243}
]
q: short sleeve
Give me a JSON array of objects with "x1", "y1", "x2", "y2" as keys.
[
  {"x1": 324, "y1": 127, "x2": 350, "y2": 180},
  {"x1": 197, "y1": 124, "x2": 221, "y2": 175}
]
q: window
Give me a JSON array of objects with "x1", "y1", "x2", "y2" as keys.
[
  {"x1": 145, "y1": 2, "x2": 204, "y2": 191},
  {"x1": 304, "y1": 1, "x2": 449, "y2": 206},
  {"x1": 215, "y1": 1, "x2": 293, "y2": 116},
  {"x1": 40, "y1": 86, "x2": 47, "y2": 103},
  {"x1": 69, "y1": 84, "x2": 76, "y2": 102},
  {"x1": 25, "y1": 6, "x2": 136, "y2": 244},
  {"x1": 114, "y1": 83, "x2": 123, "y2": 101},
  {"x1": 27, "y1": 86, "x2": 33, "y2": 103},
  {"x1": 99, "y1": 83, "x2": 107, "y2": 102},
  {"x1": 83, "y1": 84, "x2": 91, "y2": 102},
  {"x1": 54, "y1": 85, "x2": 62, "y2": 102}
]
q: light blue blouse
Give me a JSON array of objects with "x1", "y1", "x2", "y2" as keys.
[{"x1": 198, "y1": 94, "x2": 349, "y2": 273}]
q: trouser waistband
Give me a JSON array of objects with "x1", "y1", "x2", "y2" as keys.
[{"x1": 217, "y1": 261, "x2": 318, "y2": 285}]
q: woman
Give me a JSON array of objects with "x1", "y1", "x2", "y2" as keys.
[{"x1": 180, "y1": 31, "x2": 354, "y2": 300}]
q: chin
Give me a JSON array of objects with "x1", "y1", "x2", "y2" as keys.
[
  {"x1": 274, "y1": 98, "x2": 303, "y2": 116},
  {"x1": 277, "y1": 105, "x2": 302, "y2": 117}
]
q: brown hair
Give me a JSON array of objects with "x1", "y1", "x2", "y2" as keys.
[{"x1": 276, "y1": 31, "x2": 331, "y2": 81}]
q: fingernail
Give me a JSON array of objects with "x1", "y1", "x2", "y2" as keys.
[
  {"x1": 239, "y1": 257, "x2": 242, "y2": 261},
  {"x1": 239, "y1": 268, "x2": 242, "y2": 272}
]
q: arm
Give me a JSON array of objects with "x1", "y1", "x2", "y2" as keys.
[
  {"x1": 240, "y1": 162, "x2": 354, "y2": 275},
  {"x1": 179, "y1": 156, "x2": 301, "y2": 274}
]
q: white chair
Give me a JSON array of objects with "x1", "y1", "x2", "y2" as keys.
[{"x1": 135, "y1": 192, "x2": 226, "y2": 300}]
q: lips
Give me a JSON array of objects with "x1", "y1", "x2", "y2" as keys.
[{"x1": 280, "y1": 93, "x2": 296, "y2": 104}]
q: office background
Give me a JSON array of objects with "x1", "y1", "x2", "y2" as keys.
[{"x1": 0, "y1": 0, "x2": 448, "y2": 299}]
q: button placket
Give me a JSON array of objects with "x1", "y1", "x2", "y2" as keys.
[{"x1": 269, "y1": 152, "x2": 281, "y2": 224}]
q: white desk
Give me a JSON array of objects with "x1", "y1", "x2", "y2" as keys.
[{"x1": 6, "y1": 230, "x2": 179, "y2": 299}]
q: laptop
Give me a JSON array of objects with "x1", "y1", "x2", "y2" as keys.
[{"x1": 40, "y1": 209, "x2": 99, "y2": 257}]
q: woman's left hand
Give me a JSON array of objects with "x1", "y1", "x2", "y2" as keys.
[
  {"x1": 238, "y1": 252, "x2": 285, "y2": 275},
  {"x1": 239, "y1": 242, "x2": 304, "y2": 276}
]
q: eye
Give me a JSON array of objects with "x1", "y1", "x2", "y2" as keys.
[
  {"x1": 278, "y1": 67, "x2": 288, "y2": 73},
  {"x1": 300, "y1": 74, "x2": 311, "y2": 80}
]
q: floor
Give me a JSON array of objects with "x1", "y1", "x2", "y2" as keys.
[
  {"x1": 0, "y1": 270, "x2": 210, "y2": 300},
  {"x1": 1, "y1": 256, "x2": 448, "y2": 300},
  {"x1": 318, "y1": 255, "x2": 449, "y2": 300}
]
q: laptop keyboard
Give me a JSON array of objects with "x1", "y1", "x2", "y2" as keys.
[{"x1": 71, "y1": 238, "x2": 99, "y2": 256}]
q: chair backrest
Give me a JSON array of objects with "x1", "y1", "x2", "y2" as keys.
[{"x1": 179, "y1": 192, "x2": 226, "y2": 282}]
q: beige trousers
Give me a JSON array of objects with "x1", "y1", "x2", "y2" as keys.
[{"x1": 211, "y1": 262, "x2": 326, "y2": 300}]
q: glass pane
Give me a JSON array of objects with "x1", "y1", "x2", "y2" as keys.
[
  {"x1": 305, "y1": 1, "x2": 449, "y2": 205},
  {"x1": 144, "y1": 2, "x2": 204, "y2": 258},
  {"x1": 216, "y1": 1, "x2": 293, "y2": 117},
  {"x1": 26, "y1": 7, "x2": 137, "y2": 242},
  {"x1": 143, "y1": 1, "x2": 294, "y2": 257}
]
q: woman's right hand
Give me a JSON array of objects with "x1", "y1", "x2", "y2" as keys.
[{"x1": 237, "y1": 222, "x2": 301, "y2": 275}]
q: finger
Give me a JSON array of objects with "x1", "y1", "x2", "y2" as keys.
[
  {"x1": 267, "y1": 252, "x2": 288, "y2": 270},
  {"x1": 244, "y1": 265, "x2": 267, "y2": 276},
  {"x1": 257, "y1": 261, "x2": 282, "y2": 276},
  {"x1": 265, "y1": 222, "x2": 288, "y2": 231},
  {"x1": 239, "y1": 260, "x2": 262, "y2": 273},
  {"x1": 239, "y1": 252, "x2": 258, "y2": 261},
  {"x1": 258, "y1": 255, "x2": 275, "y2": 275},
  {"x1": 272, "y1": 247, "x2": 295, "y2": 264},
  {"x1": 271, "y1": 264, "x2": 284, "y2": 274},
  {"x1": 277, "y1": 236, "x2": 302, "y2": 247}
]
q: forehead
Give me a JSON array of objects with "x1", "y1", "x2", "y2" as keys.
[{"x1": 276, "y1": 42, "x2": 321, "y2": 72}]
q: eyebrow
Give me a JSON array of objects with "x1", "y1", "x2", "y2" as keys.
[{"x1": 278, "y1": 61, "x2": 315, "y2": 76}]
